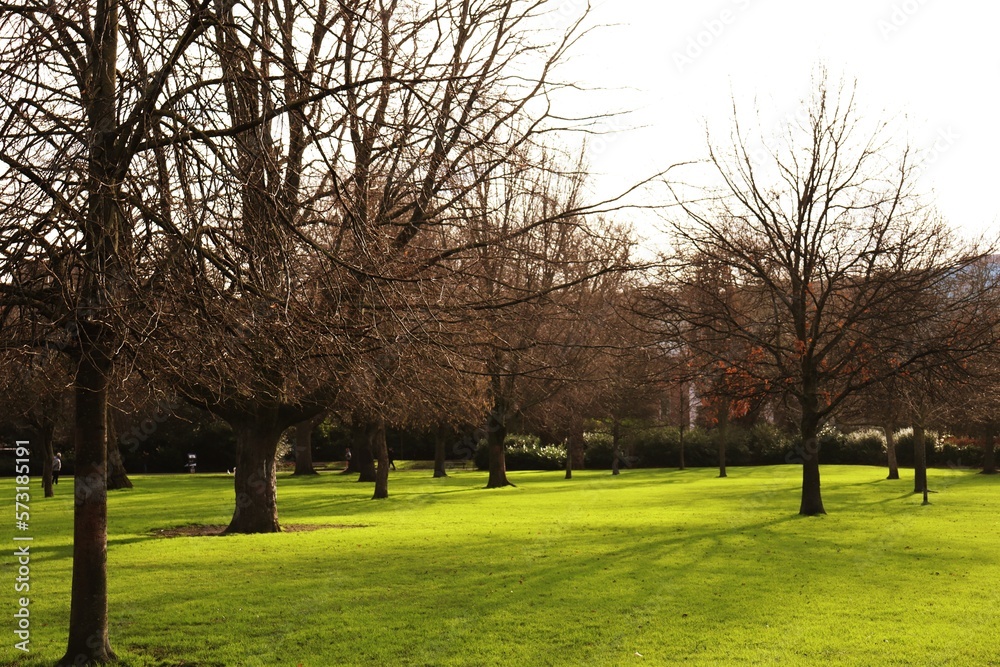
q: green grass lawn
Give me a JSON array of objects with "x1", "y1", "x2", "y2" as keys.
[{"x1": 2, "y1": 465, "x2": 998, "y2": 666}]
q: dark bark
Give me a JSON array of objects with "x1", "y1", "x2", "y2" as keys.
[
  {"x1": 342, "y1": 446, "x2": 358, "y2": 475},
  {"x1": 716, "y1": 436, "x2": 727, "y2": 478},
  {"x1": 292, "y1": 413, "x2": 325, "y2": 476},
  {"x1": 353, "y1": 421, "x2": 377, "y2": 483},
  {"x1": 678, "y1": 383, "x2": 687, "y2": 470},
  {"x1": 39, "y1": 420, "x2": 55, "y2": 498},
  {"x1": 433, "y1": 425, "x2": 448, "y2": 478},
  {"x1": 913, "y1": 423, "x2": 928, "y2": 495},
  {"x1": 373, "y1": 419, "x2": 389, "y2": 500},
  {"x1": 106, "y1": 428, "x2": 132, "y2": 490},
  {"x1": 225, "y1": 413, "x2": 283, "y2": 534},
  {"x1": 981, "y1": 428, "x2": 997, "y2": 475},
  {"x1": 798, "y1": 411, "x2": 825, "y2": 516},
  {"x1": 885, "y1": 424, "x2": 899, "y2": 480},
  {"x1": 565, "y1": 418, "x2": 583, "y2": 480},
  {"x1": 611, "y1": 418, "x2": 620, "y2": 476},
  {"x1": 678, "y1": 424, "x2": 686, "y2": 471},
  {"x1": 60, "y1": 341, "x2": 116, "y2": 665},
  {"x1": 485, "y1": 414, "x2": 512, "y2": 488},
  {"x1": 717, "y1": 408, "x2": 728, "y2": 478},
  {"x1": 800, "y1": 450, "x2": 824, "y2": 514},
  {"x1": 60, "y1": 6, "x2": 123, "y2": 646}
]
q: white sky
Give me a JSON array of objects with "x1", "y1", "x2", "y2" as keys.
[{"x1": 549, "y1": 0, "x2": 1000, "y2": 246}]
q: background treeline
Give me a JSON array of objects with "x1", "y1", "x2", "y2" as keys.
[{"x1": 6, "y1": 411, "x2": 981, "y2": 476}]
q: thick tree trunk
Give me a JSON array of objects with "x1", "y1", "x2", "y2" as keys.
[
  {"x1": 342, "y1": 446, "x2": 358, "y2": 475},
  {"x1": 798, "y1": 413, "x2": 825, "y2": 516},
  {"x1": 433, "y1": 425, "x2": 448, "y2": 478},
  {"x1": 292, "y1": 413, "x2": 325, "y2": 476},
  {"x1": 885, "y1": 424, "x2": 899, "y2": 480},
  {"x1": 225, "y1": 418, "x2": 282, "y2": 534},
  {"x1": 913, "y1": 423, "x2": 927, "y2": 495},
  {"x1": 354, "y1": 422, "x2": 377, "y2": 483},
  {"x1": 106, "y1": 427, "x2": 132, "y2": 490},
  {"x1": 373, "y1": 419, "x2": 389, "y2": 499},
  {"x1": 60, "y1": 345, "x2": 116, "y2": 665},
  {"x1": 485, "y1": 415, "x2": 512, "y2": 488},
  {"x1": 981, "y1": 428, "x2": 997, "y2": 475}
]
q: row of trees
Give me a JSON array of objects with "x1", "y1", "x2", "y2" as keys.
[
  {"x1": 646, "y1": 75, "x2": 1000, "y2": 514},
  {"x1": 0, "y1": 1, "x2": 653, "y2": 663},
  {"x1": 0, "y1": 2, "x2": 996, "y2": 662}
]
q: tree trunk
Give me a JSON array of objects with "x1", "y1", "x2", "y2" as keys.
[
  {"x1": 485, "y1": 413, "x2": 512, "y2": 488},
  {"x1": 717, "y1": 407, "x2": 728, "y2": 478},
  {"x1": 798, "y1": 413, "x2": 825, "y2": 516},
  {"x1": 40, "y1": 420, "x2": 55, "y2": 498},
  {"x1": 433, "y1": 425, "x2": 448, "y2": 478},
  {"x1": 342, "y1": 445, "x2": 358, "y2": 475},
  {"x1": 678, "y1": 425, "x2": 686, "y2": 471},
  {"x1": 884, "y1": 424, "x2": 899, "y2": 480},
  {"x1": 611, "y1": 418, "x2": 621, "y2": 475},
  {"x1": 913, "y1": 423, "x2": 928, "y2": 495},
  {"x1": 60, "y1": 343, "x2": 116, "y2": 665},
  {"x1": 717, "y1": 436, "x2": 727, "y2": 478},
  {"x1": 373, "y1": 419, "x2": 389, "y2": 499},
  {"x1": 106, "y1": 425, "x2": 132, "y2": 490},
  {"x1": 981, "y1": 427, "x2": 997, "y2": 475},
  {"x1": 565, "y1": 418, "x2": 583, "y2": 480},
  {"x1": 225, "y1": 418, "x2": 282, "y2": 534},
  {"x1": 354, "y1": 421, "x2": 377, "y2": 483},
  {"x1": 292, "y1": 413, "x2": 325, "y2": 476},
  {"x1": 678, "y1": 382, "x2": 687, "y2": 470}
]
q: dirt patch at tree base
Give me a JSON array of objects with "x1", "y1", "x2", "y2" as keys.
[{"x1": 152, "y1": 523, "x2": 368, "y2": 538}]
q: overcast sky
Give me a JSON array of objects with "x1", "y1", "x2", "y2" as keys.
[{"x1": 549, "y1": 0, "x2": 999, "y2": 245}]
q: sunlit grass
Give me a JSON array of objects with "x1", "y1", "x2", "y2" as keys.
[{"x1": 2, "y1": 464, "x2": 998, "y2": 665}]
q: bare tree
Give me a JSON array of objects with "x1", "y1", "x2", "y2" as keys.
[
  {"x1": 662, "y1": 73, "x2": 993, "y2": 515},
  {"x1": 139, "y1": 0, "x2": 600, "y2": 528},
  {"x1": 439, "y1": 148, "x2": 634, "y2": 487},
  {"x1": 0, "y1": 351, "x2": 71, "y2": 497},
  {"x1": 0, "y1": 0, "x2": 224, "y2": 658}
]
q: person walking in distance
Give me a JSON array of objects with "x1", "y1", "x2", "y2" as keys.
[{"x1": 53, "y1": 453, "x2": 62, "y2": 484}]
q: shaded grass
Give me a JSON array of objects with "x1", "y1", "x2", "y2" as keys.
[{"x1": 1, "y1": 465, "x2": 998, "y2": 665}]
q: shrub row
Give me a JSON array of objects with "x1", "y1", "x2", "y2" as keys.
[
  {"x1": 472, "y1": 424, "x2": 987, "y2": 471},
  {"x1": 474, "y1": 435, "x2": 566, "y2": 471}
]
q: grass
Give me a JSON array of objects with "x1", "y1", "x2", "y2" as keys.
[{"x1": 1, "y1": 464, "x2": 998, "y2": 666}]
